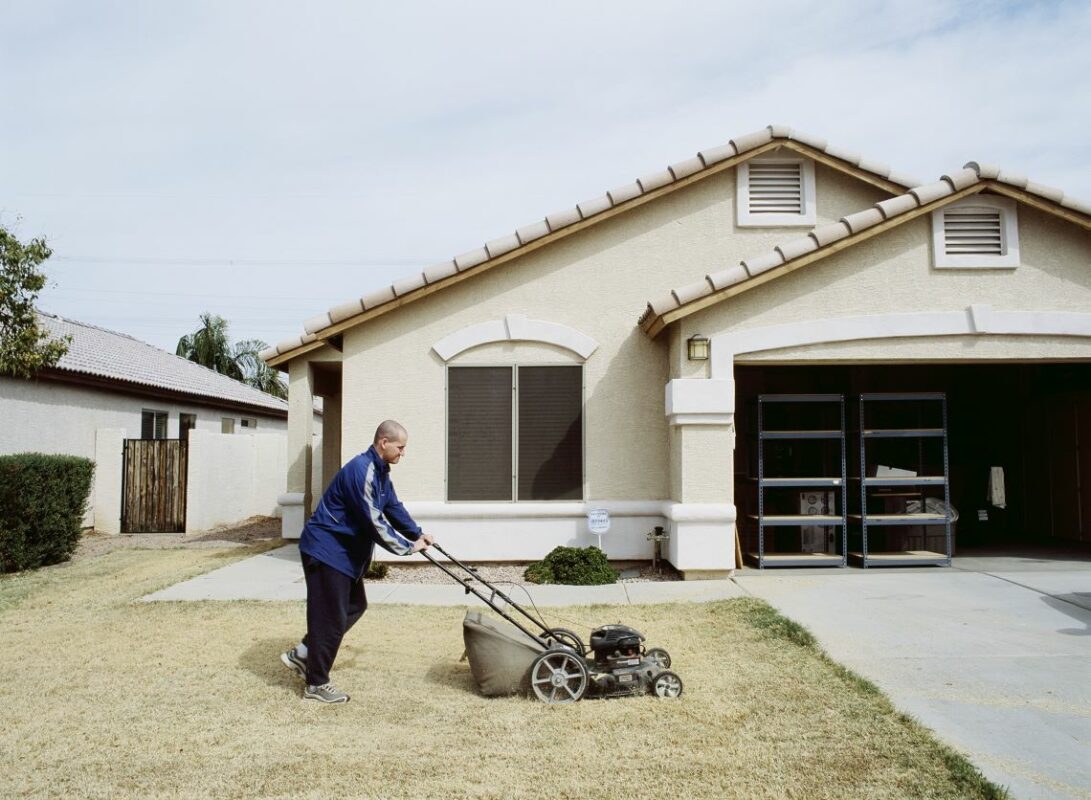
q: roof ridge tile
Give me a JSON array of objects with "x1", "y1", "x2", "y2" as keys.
[
  {"x1": 809, "y1": 221, "x2": 852, "y2": 247},
  {"x1": 424, "y1": 260, "x2": 458, "y2": 284},
  {"x1": 841, "y1": 207, "x2": 884, "y2": 234},
  {"x1": 607, "y1": 181, "x2": 643, "y2": 205},
  {"x1": 697, "y1": 142, "x2": 737, "y2": 167},
  {"x1": 775, "y1": 236, "x2": 820, "y2": 262},
  {"x1": 741, "y1": 250, "x2": 785, "y2": 277},
  {"x1": 637, "y1": 169, "x2": 674, "y2": 193},
  {"x1": 910, "y1": 180, "x2": 955, "y2": 206},
  {"x1": 729, "y1": 128, "x2": 774, "y2": 155},
  {"x1": 943, "y1": 167, "x2": 979, "y2": 191}
]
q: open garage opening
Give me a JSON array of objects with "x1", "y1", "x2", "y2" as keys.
[{"x1": 734, "y1": 362, "x2": 1091, "y2": 563}]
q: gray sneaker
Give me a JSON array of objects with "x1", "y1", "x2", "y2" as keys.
[
  {"x1": 304, "y1": 682, "x2": 350, "y2": 703},
  {"x1": 280, "y1": 647, "x2": 306, "y2": 680}
]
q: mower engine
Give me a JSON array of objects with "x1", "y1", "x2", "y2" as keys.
[{"x1": 585, "y1": 624, "x2": 681, "y2": 698}]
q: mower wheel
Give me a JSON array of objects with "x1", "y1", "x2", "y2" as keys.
[
  {"x1": 652, "y1": 670, "x2": 684, "y2": 698},
  {"x1": 530, "y1": 650, "x2": 589, "y2": 704},
  {"x1": 546, "y1": 628, "x2": 585, "y2": 655},
  {"x1": 645, "y1": 648, "x2": 671, "y2": 669}
]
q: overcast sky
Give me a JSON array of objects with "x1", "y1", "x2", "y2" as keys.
[{"x1": 2, "y1": 0, "x2": 1088, "y2": 354}]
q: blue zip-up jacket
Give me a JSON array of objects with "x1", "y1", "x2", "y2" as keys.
[{"x1": 299, "y1": 446, "x2": 423, "y2": 580}]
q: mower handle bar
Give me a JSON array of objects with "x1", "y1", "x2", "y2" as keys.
[{"x1": 417, "y1": 541, "x2": 558, "y2": 646}]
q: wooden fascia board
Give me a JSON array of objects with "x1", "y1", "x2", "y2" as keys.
[
  {"x1": 982, "y1": 182, "x2": 1091, "y2": 231},
  {"x1": 646, "y1": 184, "x2": 988, "y2": 336},
  {"x1": 266, "y1": 339, "x2": 325, "y2": 369}
]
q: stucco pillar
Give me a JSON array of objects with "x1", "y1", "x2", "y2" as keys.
[
  {"x1": 286, "y1": 360, "x2": 315, "y2": 515},
  {"x1": 321, "y1": 392, "x2": 342, "y2": 495},
  {"x1": 93, "y1": 428, "x2": 124, "y2": 535},
  {"x1": 664, "y1": 379, "x2": 737, "y2": 578}
]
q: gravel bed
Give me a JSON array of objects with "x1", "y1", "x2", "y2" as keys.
[
  {"x1": 73, "y1": 517, "x2": 281, "y2": 562},
  {"x1": 377, "y1": 562, "x2": 680, "y2": 584}
]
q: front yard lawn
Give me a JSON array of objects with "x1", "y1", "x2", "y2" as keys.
[{"x1": 0, "y1": 548, "x2": 1005, "y2": 799}]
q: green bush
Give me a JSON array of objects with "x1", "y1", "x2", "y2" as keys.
[
  {"x1": 365, "y1": 560, "x2": 389, "y2": 580},
  {"x1": 523, "y1": 545, "x2": 618, "y2": 585},
  {"x1": 0, "y1": 453, "x2": 95, "y2": 573}
]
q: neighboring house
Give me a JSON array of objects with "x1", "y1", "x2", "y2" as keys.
[
  {"x1": 262, "y1": 124, "x2": 1091, "y2": 577},
  {"x1": 0, "y1": 313, "x2": 319, "y2": 531}
]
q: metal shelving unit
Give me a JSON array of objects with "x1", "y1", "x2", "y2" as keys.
[
  {"x1": 850, "y1": 393, "x2": 952, "y2": 568},
  {"x1": 750, "y1": 394, "x2": 847, "y2": 568}
]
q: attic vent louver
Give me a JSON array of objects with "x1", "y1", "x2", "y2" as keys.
[
  {"x1": 748, "y1": 161, "x2": 803, "y2": 215},
  {"x1": 943, "y1": 206, "x2": 1004, "y2": 256}
]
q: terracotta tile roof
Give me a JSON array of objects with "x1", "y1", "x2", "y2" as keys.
[
  {"x1": 261, "y1": 124, "x2": 919, "y2": 363},
  {"x1": 36, "y1": 313, "x2": 290, "y2": 414},
  {"x1": 638, "y1": 163, "x2": 1091, "y2": 334}
]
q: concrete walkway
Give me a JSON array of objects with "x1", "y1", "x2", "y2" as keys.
[
  {"x1": 736, "y1": 554, "x2": 1091, "y2": 800},
  {"x1": 141, "y1": 544, "x2": 747, "y2": 605},
  {"x1": 144, "y1": 545, "x2": 1091, "y2": 800}
]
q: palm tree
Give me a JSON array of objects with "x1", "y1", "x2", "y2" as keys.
[
  {"x1": 233, "y1": 338, "x2": 287, "y2": 399},
  {"x1": 176, "y1": 314, "x2": 286, "y2": 398},
  {"x1": 176, "y1": 313, "x2": 241, "y2": 380}
]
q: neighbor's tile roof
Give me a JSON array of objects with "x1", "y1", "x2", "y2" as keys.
[
  {"x1": 638, "y1": 162, "x2": 1091, "y2": 334},
  {"x1": 261, "y1": 124, "x2": 921, "y2": 363},
  {"x1": 37, "y1": 313, "x2": 289, "y2": 414}
]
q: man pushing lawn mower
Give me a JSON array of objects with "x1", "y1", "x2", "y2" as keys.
[{"x1": 281, "y1": 419, "x2": 433, "y2": 703}]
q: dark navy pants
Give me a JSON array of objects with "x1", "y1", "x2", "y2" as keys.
[{"x1": 300, "y1": 552, "x2": 368, "y2": 686}]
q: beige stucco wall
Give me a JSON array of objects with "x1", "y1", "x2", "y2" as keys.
[
  {"x1": 332, "y1": 158, "x2": 890, "y2": 502},
  {"x1": 687, "y1": 202, "x2": 1091, "y2": 362}
]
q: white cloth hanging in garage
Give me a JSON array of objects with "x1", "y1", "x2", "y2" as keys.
[{"x1": 988, "y1": 466, "x2": 1006, "y2": 509}]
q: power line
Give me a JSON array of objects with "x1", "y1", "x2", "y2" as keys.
[
  {"x1": 43, "y1": 286, "x2": 345, "y2": 302},
  {"x1": 52, "y1": 255, "x2": 432, "y2": 267}
]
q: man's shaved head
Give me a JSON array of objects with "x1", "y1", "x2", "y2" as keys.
[{"x1": 374, "y1": 420, "x2": 407, "y2": 445}]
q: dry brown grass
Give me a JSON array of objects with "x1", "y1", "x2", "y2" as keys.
[{"x1": 0, "y1": 548, "x2": 1005, "y2": 800}]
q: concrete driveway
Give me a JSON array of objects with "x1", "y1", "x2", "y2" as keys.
[{"x1": 735, "y1": 552, "x2": 1091, "y2": 800}]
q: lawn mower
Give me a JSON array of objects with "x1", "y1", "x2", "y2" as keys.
[{"x1": 420, "y1": 543, "x2": 684, "y2": 705}]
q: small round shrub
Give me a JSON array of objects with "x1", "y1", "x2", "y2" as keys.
[
  {"x1": 523, "y1": 545, "x2": 618, "y2": 585},
  {"x1": 0, "y1": 453, "x2": 94, "y2": 573},
  {"x1": 365, "y1": 561, "x2": 389, "y2": 580}
]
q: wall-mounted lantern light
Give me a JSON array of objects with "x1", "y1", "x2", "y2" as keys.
[{"x1": 687, "y1": 334, "x2": 710, "y2": 361}]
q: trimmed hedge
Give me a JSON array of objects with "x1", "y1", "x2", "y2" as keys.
[
  {"x1": 523, "y1": 545, "x2": 618, "y2": 585},
  {"x1": 0, "y1": 453, "x2": 95, "y2": 573}
]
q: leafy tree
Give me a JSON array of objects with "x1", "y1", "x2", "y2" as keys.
[
  {"x1": 176, "y1": 313, "x2": 286, "y2": 399},
  {"x1": 0, "y1": 225, "x2": 69, "y2": 378}
]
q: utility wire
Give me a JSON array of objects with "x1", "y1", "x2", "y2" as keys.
[{"x1": 53, "y1": 255, "x2": 432, "y2": 267}]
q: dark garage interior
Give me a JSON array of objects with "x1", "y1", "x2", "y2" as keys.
[{"x1": 734, "y1": 362, "x2": 1091, "y2": 565}]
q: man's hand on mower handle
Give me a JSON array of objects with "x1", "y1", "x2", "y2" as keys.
[{"x1": 411, "y1": 533, "x2": 435, "y2": 553}]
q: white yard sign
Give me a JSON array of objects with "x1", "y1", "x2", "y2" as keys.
[{"x1": 587, "y1": 508, "x2": 610, "y2": 550}]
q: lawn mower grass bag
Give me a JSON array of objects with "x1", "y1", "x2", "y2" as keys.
[{"x1": 463, "y1": 610, "x2": 545, "y2": 696}]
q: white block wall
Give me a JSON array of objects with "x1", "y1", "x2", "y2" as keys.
[{"x1": 184, "y1": 430, "x2": 287, "y2": 533}]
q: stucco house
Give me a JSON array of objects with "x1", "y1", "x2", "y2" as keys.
[
  {"x1": 261, "y1": 124, "x2": 1091, "y2": 577},
  {"x1": 0, "y1": 313, "x2": 310, "y2": 531}
]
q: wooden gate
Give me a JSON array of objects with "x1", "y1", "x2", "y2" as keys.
[{"x1": 121, "y1": 439, "x2": 188, "y2": 533}]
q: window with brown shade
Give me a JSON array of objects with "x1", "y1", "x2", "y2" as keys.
[{"x1": 447, "y1": 365, "x2": 583, "y2": 501}]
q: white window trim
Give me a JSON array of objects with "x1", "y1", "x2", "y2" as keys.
[
  {"x1": 432, "y1": 314, "x2": 598, "y2": 362},
  {"x1": 736, "y1": 157, "x2": 817, "y2": 227},
  {"x1": 932, "y1": 195, "x2": 1020, "y2": 269}
]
